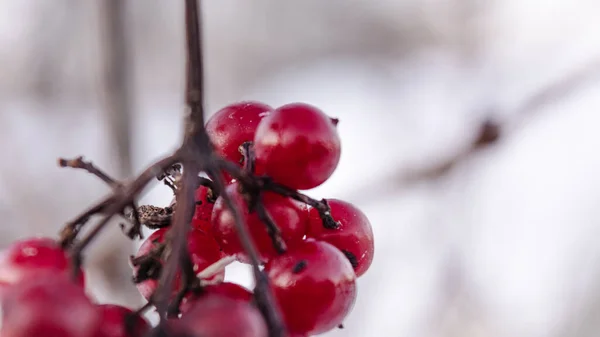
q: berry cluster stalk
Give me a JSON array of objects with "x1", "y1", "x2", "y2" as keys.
[{"x1": 58, "y1": 1, "x2": 286, "y2": 336}]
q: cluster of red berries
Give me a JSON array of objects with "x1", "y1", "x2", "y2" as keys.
[{"x1": 0, "y1": 102, "x2": 374, "y2": 337}]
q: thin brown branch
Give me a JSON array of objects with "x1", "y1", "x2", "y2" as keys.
[
  {"x1": 184, "y1": 0, "x2": 205, "y2": 126},
  {"x1": 254, "y1": 193, "x2": 287, "y2": 254},
  {"x1": 152, "y1": 161, "x2": 199, "y2": 320},
  {"x1": 58, "y1": 157, "x2": 145, "y2": 245},
  {"x1": 207, "y1": 168, "x2": 287, "y2": 337},
  {"x1": 58, "y1": 156, "x2": 118, "y2": 186},
  {"x1": 67, "y1": 154, "x2": 179, "y2": 274}
]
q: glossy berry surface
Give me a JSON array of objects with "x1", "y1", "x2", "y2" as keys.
[
  {"x1": 96, "y1": 305, "x2": 150, "y2": 337},
  {"x1": 265, "y1": 239, "x2": 357, "y2": 335},
  {"x1": 211, "y1": 183, "x2": 307, "y2": 263},
  {"x1": 0, "y1": 237, "x2": 84, "y2": 293},
  {"x1": 206, "y1": 101, "x2": 272, "y2": 180},
  {"x1": 0, "y1": 278, "x2": 101, "y2": 337},
  {"x1": 174, "y1": 294, "x2": 268, "y2": 337},
  {"x1": 307, "y1": 199, "x2": 374, "y2": 277},
  {"x1": 180, "y1": 281, "x2": 253, "y2": 313},
  {"x1": 254, "y1": 102, "x2": 341, "y2": 190},
  {"x1": 191, "y1": 184, "x2": 216, "y2": 232},
  {"x1": 133, "y1": 228, "x2": 223, "y2": 300}
]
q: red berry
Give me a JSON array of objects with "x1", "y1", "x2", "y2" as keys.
[
  {"x1": 174, "y1": 294, "x2": 267, "y2": 337},
  {"x1": 264, "y1": 240, "x2": 357, "y2": 335},
  {"x1": 180, "y1": 282, "x2": 253, "y2": 314},
  {"x1": 307, "y1": 199, "x2": 374, "y2": 277},
  {"x1": 191, "y1": 184, "x2": 216, "y2": 231},
  {"x1": 206, "y1": 101, "x2": 273, "y2": 181},
  {"x1": 96, "y1": 305, "x2": 150, "y2": 337},
  {"x1": 133, "y1": 228, "x2": 223, "y2": 300},
  {"x1": 0, "y1": 278, "x2": 101, "y2": 337},
  {"x1": 0, "y1": 237, "x2": 85, "y2": 293},
  {"x1": 211, "y1": 183, "x2": 307, "y2": 263},
  {"x1": 253, "y1": 103, "x2": 341, "y2": 190}
]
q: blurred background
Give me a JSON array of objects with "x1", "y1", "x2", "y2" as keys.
[{"x1": 2, "y1": 0, "x2": 600, "y2": 336}]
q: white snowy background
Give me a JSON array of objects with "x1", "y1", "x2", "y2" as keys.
[{"x1": 2, "y1": 1, "x2": 600, "y2": 336}]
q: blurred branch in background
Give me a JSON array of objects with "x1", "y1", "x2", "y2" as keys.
[
  {"x1": 101, "y1": 0, "x2": 134, "y2": 177},
  {"x1": 350, "y1": 56, "x2": 600, "y2": 205}
]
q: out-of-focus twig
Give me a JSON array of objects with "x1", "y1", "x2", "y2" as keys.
[
  {"x1": 354, "y1": 58, "x2": 600, "y2": 203},
  {"x1": 101, "y1": 0, "x2": 134, "y2": 177}
]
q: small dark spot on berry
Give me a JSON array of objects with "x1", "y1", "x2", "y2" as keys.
[
  {"x1": 195, "y1": 200, "x2": 203, "y2": 205},
  {"x1": 292, "y1": 260, "x2": 308, "y2": 274},
  {"x1": 330, "y1": 117, "x2": 340, "y2": 126},
  {"x1": 338, "y1": 324, "x2": 344, "y2": 329},
  {"x1": 342, "y1": 250, "x2": 359, "y2": 269}
]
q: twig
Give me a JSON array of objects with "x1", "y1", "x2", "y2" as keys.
[
  {"x1": 58, "y1": 156, "x2": 117, "y2": 186},
  {"x1": 219, "y1": 158, "x2": 340, "y2": 230},
  {"x1": 254, "y1": 193, "x2": 287, "y2": 254},
  {"x1": 67, "y1": 155, "x2": 179, "y2": 276},
  {"x1": 58, "y1": 156, "x2": 145, "y2": 244},
  {"x1": 208, "y1": 168, "x2": 287, "y2": 337}
]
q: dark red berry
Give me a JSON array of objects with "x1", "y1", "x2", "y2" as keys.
[
  {"x1": 253, "y1": 103, "x2": 341, "y2": 190},
  {"x1": 0, "y1": 278, "x2": 101, "y2": 337},
  {"x1": 307, "y1": 199, "x2": 374, "y2": 276},
  {"x1": 264, "y1": 239, "x2": 357, "y2": 335},
  {"x1": 174, "y1": 294, "x2": 268, "y2": 337},
  {"x1": 206, "y1": 101, "x2": 273, "y2": 181},
  {"x1": 211, "y1": 183, "x2": 307, "y2": 263},
  {"x1": 191, "y1": 184, "x2": 216, "y2": 231},
  {"x1": 0, "y1": 237, "x2": 85, "y2": 293},
  {"x1": 180, "y1": 282, "x2": 253, "y2": 314},
  {"x1": 96, "y1": 305, "x2": 150, "y2": 337},
  {"x1": 133, "y1": 228, "x2": 223, "y2": 300}
]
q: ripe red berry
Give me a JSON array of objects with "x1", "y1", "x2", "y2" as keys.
[
  {"x1": 253, "y1": 103, "x2": 341, "y2": 190},
  {"x1": 0, "y1": 237, "x2": 85, "y2": 293},
  {"x1": 174, "y1": 294, "x2": 268, "y2": 337},
  {"x1": 96, "y1": 305, "x2": 150, "y2": 337},
  {"x1": 211, "y1": 183, "x2": 307, "y2": 263},
  {"x1": 0, "y1": 278, "x2": 101, "y2": 337},
  {"x1": 180, "y1": 282, "x2": 253, "y2": 314},
  {"x1": 206, "y1": 101, "x2": 273, "y2": 181},
  {"x1": 133, "y1": 228, "x2": 223, "y2": 300},
  {"x1": 264, "y1": 239, "x2": 357, "y2": 335},
  {"x1": 191, "y1": 184, "x2": 216, "y2": 231},
  {"x1": 307, "y1": 199, "x2": 374, "y2": 277}
]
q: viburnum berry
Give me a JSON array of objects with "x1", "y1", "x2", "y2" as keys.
[
  {"x1": 172, "y1": 294, "x2": 268, "y2": 337},
  {"x1": 211, "y1": 183, "x2": 307, "y2": 263},
  {"x1": 0, "y1": 237, "x2": 84, "y2": 293},
  {"x1": 265, "y1": 239, "x2": 357, "y2": 335},
  {"x1": 191, "y1": 184, "x2": 216, "y2": 231},
  {"x1": 133, "y1": 228, "x2": 223, "y2": 300},
  {"x1": 307, "y1": 199, "x2": 374, "y2": 277},
  {"x1": 253, "y1": 102, "x2": 341, "y2": 190},
  {"x1": 0, "y1": 278, "x2": 101, "y2": 337},
  {"x1": 206, "y1": 101, "x2": 273, "y2": 181},
  {"x1": 96, "y1": 305, "x2": 150, "y2": 337},
  {"x1": 180, "y1": 281, "x2": 253, "y2": 314}
]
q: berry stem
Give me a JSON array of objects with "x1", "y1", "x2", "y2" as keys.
[
  {"x1": 254, "y1": 193, "x2": 287, "y2": 254},
  {"x1": 208, "y1": 168, "x2": 287, "y2": 337},
  {"x1": 220, "y1": 157, "x2": 341, "y2": 230},
  {"x1": 152, "y1": 161, "x2": 198, "y2": 320}
]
